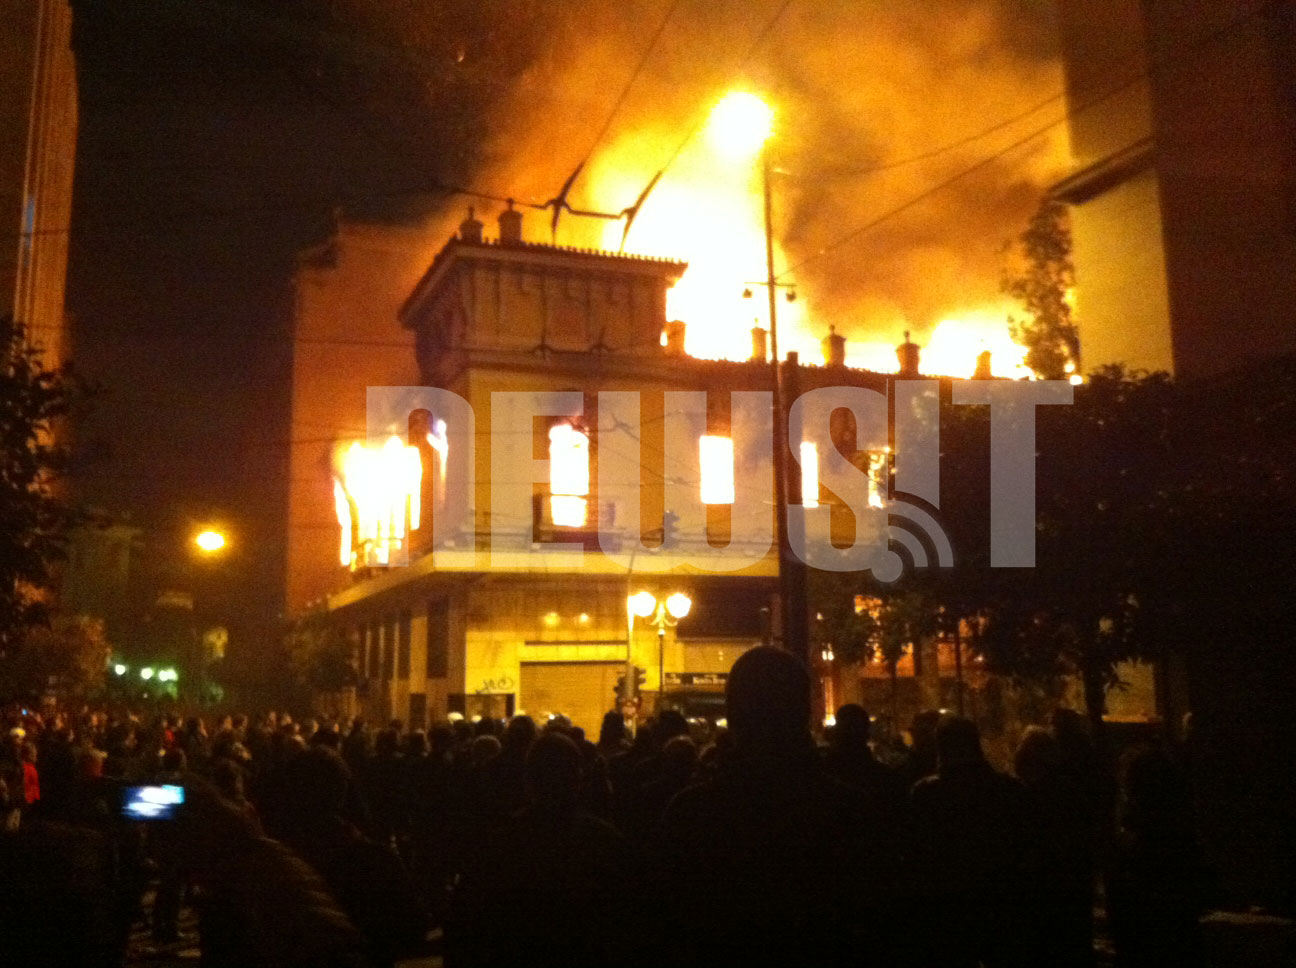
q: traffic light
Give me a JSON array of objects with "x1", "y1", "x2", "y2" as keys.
[
  {"x1": 661, "y1": 509, "x2": 680, "y2": 549},
  {"x1": 614, "y1": 665, "x2": 649, "y2": 701}
]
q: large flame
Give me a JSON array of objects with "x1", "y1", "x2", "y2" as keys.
[
  {"x1": 334, "y1": 436, "x2": 423, "y2": 568},
  {"x1": 593, "y1": 93, "x2": 811, "y2": 361},
  {"x1": 548, "y1": 422, "x2": 590, "y2": 527},
  {"x1": 844, "y1": 306, "x2": 1032, "y2": 378},
  {"x1": 586, "y1": 91, "x2": 1033, "y2": 377}
]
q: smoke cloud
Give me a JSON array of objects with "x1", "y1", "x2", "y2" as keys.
[{"x1": 432, "y1": 0, "x2": 1069, "y2": 365}]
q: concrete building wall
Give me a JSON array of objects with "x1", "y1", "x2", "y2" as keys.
[
  {"x1": 0, "y1": 0, "x2": 77, "y2": 364},
  {"x1": 1054, "y1": 0, "x2": 1296, "y2": 380},
  {"x1": 1146, "y1": 2, "x2": 1296, "y2": 378},
  {"x1": 286, "y1": 218, "x2": 437, "y2": 613},
  {"x1": 1068, "y1": 167, "x2": 1174, "y2": 373}
]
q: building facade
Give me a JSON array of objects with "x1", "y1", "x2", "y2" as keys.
[
  {"x1": 0, "y1": 0, "x2": 77, "y2": 363},
  {"x1": 286, "y1": 212, "x2": 440, "y2": 614},
  {"x1": 303, "y1": 202, "x2": 1172, "y2": 742},
  {"x1": 319, "y1": 207, "x2": 913, "y2": 734},
  {"x1": 1052, "y1": 0, "x2": 1296, "y2": 380}
]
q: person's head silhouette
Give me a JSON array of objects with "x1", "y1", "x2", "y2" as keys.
[
  {"x1": 725, "y1": 645, "x2": 811, "y2": 753},
  {"x1": 936, "y1": 715, "x2": 984, "y2": 770},
  {"x1": 831, "y1": 703, "x2": 871, "y2": 749},
  {"x1": 525, "y1": 731, "x2": 582, "y2": 813},
  {"x1": 284, "y1": 746, "x2": 351, "y2": 818},
  {"x1": 504, "y1": 714, "x2": 537, "y2": 754},
  {"x1": 598, "y1": 711, "x2": 627, "y2": 747}
]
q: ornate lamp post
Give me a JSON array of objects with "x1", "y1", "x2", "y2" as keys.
[{"x1": 625, "y1": 590, "x2": 692, "y2": 717}]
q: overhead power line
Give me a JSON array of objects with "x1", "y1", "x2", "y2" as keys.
[
  {"x1": 657, "y1": 0, "x2": 798, "y2": 174},
  {"x1": 815, "y1": 89, "x2": 1066, "y2": 179},
  {"x1": 581, "y1": 0, "x2": 687, "y2": 165}
]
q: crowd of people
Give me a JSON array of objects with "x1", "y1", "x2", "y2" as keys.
[{"x1": 1, "y1": 646, "x2": 1207, "y2": 967}]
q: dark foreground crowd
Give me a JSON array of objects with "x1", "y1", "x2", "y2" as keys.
[{"x1": 1, "y1": 647, "x2": 1208, "y2": 968}]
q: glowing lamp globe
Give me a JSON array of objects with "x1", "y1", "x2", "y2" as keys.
[
  {"x1": 665, "y1": 592, "x2": 692, "y2": 620},
  {"x1": 707, "y1": 91, "x2": 774, "y2": 160},
  {"x1": 195, "y1": 530, "x2": 226, "y2": 554},
  {"x1": 629, "y1": 591, "x2": 657, "y2": 618}
]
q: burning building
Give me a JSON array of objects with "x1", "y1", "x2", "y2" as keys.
[{"x1": 315, "y1": 205, "x2": 949, "y2": 733}]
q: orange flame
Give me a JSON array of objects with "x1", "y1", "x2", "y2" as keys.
[
  {"x1": 334, "y1": 436, "x2": 423, "y2": 568},
  {"x1": 583, "y1": 91, "x2": 1034, "y2": 377}
]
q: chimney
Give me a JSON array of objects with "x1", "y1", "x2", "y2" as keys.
[
  {"x1": 751, "y1": 325, "x2": 768, "y2": 362},
  {"x1": 498, "y1": 200, "x2": 523, "y2": 244},
  {"x1": 458, "y1": 207, "x2": 483, "y2": 243},
  {"x1": 973, "y1": 350, "x2": 993, "y2": 380},
  {"x1": 896, "y1": 330, "x2": 921, "y2": 377},
  {"x1": 822, "y1": 325, "x2": 846, "y2": 367},
  {"x1": 664, "y1": 320, "x2": 687, "y2": 356}
]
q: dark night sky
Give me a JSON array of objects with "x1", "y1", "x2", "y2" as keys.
[{"x1": 65, "y1": 0, "x2": 553, "y2": 636}]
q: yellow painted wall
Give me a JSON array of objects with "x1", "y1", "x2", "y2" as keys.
[{"x1": 1070, "y1": 168, "x2": 1175, "y2": 375}]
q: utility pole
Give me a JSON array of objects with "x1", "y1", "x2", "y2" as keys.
[{"x1": 763, "y1": 152, "x2": 809, "y2": 667}]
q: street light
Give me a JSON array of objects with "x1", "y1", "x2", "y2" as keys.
[
  {"x1": 140, "y1": 667, "x2": 155, "y2": 681},
  {"x1": 625, "y1": 590, "x2": 693, "y2": 715},
  {"x1": 706, "y1": 91, "x2": 774, "y2": 160},
  {"x1": 664, "y1": 592, "x2": 692, "y2": 621},
  {"x1": 628, "y1": 590, "x2": 656, "y2": 619},
  {"x1": 194, "y1": 529, "x2": 227, "y2": 554}
]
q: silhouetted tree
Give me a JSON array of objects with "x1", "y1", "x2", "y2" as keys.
[
  {"x1": 0, "y1": 317, "x2": 87, "y2": 696},
  {"x1": 1003, "y1": 199, "x2": 1080, "y2": 380},
  {"x1": 286, "y1": 604, "x2": 359, "y2": 698}
]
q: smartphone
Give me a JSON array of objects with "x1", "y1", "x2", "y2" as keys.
[{"x1": 122, "y1": 784, "x2": 184, "y2": 821}]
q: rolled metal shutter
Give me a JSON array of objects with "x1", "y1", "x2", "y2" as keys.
[{"x1": 519, "y1": 662, "x2": 622, "y2": 736}]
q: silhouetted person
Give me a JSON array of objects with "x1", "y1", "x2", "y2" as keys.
[
  {"x1": 1051, "y1": 707, "x2": 1108, "y2": 853},
  {"x1": 636, "y1": 735, "x2": 696, "y2": 836},
  {"x1": 362, "y1": 727, "x2": 406, "y2": 846},
  {"x1": 212, "y1": 758, "x2": 261, "y2": 833},
  {"x1": 151, "y1": 747, "x2": 189, "y2": 944},
  {"x1": 596, "y1": 710, "x2": 629, "y2": 759},
  {"x1": 1015, "y1": 725, "x2": 1095, "y2": 967},
  {"x1": 1108, "y1": 747, "x2": 1206, "y2": 968},
  {"x1": 824, "y1": 703, "x2": 907, "y2": 821},
  {"x1": 655, "y1": 646, "x2": 898, "y2": 967},
  {"x1": 902, "y1": 709, "x2": 941, "y2": 788},
  {"x1": 449, "y1": 732, "x2": 627, "y2": 968},
  {"x1": 479, "y1": 715, "x2": 535, "y2": 821},
  {"x1": 275, "y1": 747, "x2": 425, "y2": 968},
  {"x1": 174, "y1": 775, "x2": 371, "y2": 968},
  {"x1": 907, "y1": 715, "x2": 1032, "y2": 967},
  {"x1": 409, "y1": 723, "x2": 457, "y2": 923},
  {"x1": 608, "y1": 719, "x2": 654, "y2": 829},
  {"x1": 341, "y1": 718, "x2": 369, "y2": 773}
]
